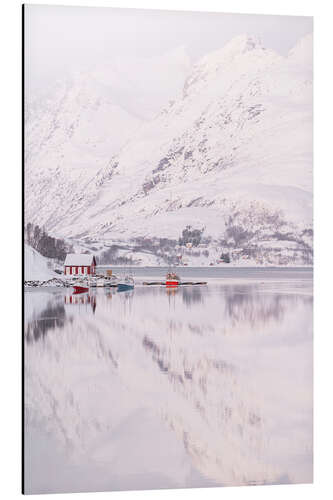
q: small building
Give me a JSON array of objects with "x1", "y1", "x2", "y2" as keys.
[{"x1": 64, "y1": 254, "x2": 96, "y2": 276}]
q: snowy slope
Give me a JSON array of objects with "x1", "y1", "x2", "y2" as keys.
[
  {"x1": 25, "y1": 34, "x2": 313, "y2": 264},
  {"x1": 25, "y1": 72, "x2": 143, "y2": 233},
  {"x1": 24, "y1": 244, "x2": 57, "y2": 281}
]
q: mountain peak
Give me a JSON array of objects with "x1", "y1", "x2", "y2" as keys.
[
  {"x1": 223, "y1": 33, "x2": 263, "y2": 54},
  {"x1": 195, "y1": 34, "x2": 265, "y2": 71},
  {"x1": 288, "y1": 32, "x2": 313, "y2": 66},
  {"x1": 182, "y1": 34, "x2": 267, "y2": 98}
]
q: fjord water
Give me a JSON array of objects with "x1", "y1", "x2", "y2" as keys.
[{"x1": 24, "y1": 268, "x2": 313, "y2": 493}]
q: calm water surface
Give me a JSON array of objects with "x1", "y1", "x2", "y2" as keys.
[{"x1": 24, "y1": 268, "x2": 313, "y2": 493}]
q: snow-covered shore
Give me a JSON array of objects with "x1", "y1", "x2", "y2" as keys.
[
  {"x1": 24, "y1": 245, "x2": 67, "y2": 287},
  {"x1": 24, "y1": 245, "x2": 58, "y2": 281}
]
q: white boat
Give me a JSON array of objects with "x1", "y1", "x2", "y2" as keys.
[
  {"x1": 104, "y1": 275, "x2": 119, "y2": 287},
  {"x1": 117, "y1": 275, "x2": 134, "y2": 292},
  {"x1": 88, "y1": 277, "x2": 98, "y2": 287}
]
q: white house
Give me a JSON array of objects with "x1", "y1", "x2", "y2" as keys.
[{"x1": 64, "y1": 254, "x2": 96, "y2": 276}]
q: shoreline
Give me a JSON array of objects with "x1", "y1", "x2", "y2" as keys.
[{"x1": 97, "y1": 265, "x2": 313, "y2": 269}]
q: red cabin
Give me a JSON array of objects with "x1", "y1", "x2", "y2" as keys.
[{"x1": 64, "y1": 254, "x2": 96, "y2": 276}]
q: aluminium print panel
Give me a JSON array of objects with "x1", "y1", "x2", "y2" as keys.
[{"x1": 23, "y1": 4, "x2": 313, "y2": 494}]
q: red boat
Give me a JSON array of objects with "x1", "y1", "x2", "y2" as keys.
[
  {"x1": 166, "y1": 272, "x2": 180, "y2": 287},
  {"x1": 73, "y1": 285, "x2": 89, "y2": 294}
]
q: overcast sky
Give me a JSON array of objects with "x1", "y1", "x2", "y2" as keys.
[{"x1": 24, "y1": 5, "x2": 312, "y2": 95}]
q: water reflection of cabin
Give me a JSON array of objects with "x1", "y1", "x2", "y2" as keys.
[
  {"x1": 64, "y1": 293, "x2": 96, "y2": 313},
  {"x1": 64, "y1": 254, "x2": 96, "y2": 276}
]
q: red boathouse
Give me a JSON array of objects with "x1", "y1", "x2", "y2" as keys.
[{"x1": 64, "y1": 254, "x2": 96, "y2": 276}]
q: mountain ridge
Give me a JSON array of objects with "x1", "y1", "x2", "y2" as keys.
[{"x1": 25, "y1": 33, "x2": 313, "y2": 265}]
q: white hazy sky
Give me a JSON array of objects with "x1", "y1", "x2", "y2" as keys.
[{"x1": 24, "y1": 5, "x2": 312, "y2": 94}]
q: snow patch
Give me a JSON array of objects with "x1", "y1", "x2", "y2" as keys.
[{"x1": 24, "y1": 245, "x2": 57, "y2": 281}]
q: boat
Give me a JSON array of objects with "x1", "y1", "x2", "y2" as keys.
[
  {"x1": 166, "y1": 271, "x2": 180, "y2": 287},
  {"x1": 89, "y1": 277, "x2": 98, "y2": 287},
  {"x1": 104, "y1": 275, "x2": 119, "y2": 287},
  {"x1": 117, "y1": 276, "x2": 134, "y2": 292},
  {"x1": 73, "y1": 284, "x2": 89, "y2": 294}
]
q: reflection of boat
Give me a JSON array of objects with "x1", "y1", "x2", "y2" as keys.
[
  {"x1": 166, "y1": 271, "x2": 180, "y2": 287},
  {"x1": 117, "y1": 276, "x2": 134, "y2": 292},
  {"x1": 73, "y1": 285, "x2": 89, "y2": 294}
]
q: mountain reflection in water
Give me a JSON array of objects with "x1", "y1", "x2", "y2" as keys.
[
  {"x1": 25, "y1": 302, "x2": 67, "y2": 343},
  {"x1": 24, "y1": 277, "x2": 313, "y2": 493}
]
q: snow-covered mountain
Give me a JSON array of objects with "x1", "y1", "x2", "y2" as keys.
[
  {"x1": 25, "y1": 33, "x2": 313, "y2": 265},
  {"x1": 24, "y1": 73, "x2": 143, "y2": 233}
]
